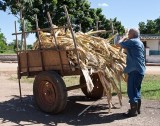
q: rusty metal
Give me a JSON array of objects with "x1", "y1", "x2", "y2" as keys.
[
  {"x1": 67, "y1": 84, "x2": 86, "y2": 91},
  {"x1": 39, "y1": 80, "x2": 56, "y2": 105},
  {"x1": 80, "y1": 73, "x2": 104, "y2": 99}
]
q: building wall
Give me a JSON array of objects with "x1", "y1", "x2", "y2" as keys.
[
  {"x1": 146, "y1": 40, "x2": 159, "y2": 50},
  {"x1": 146, "y1": 55, "x2": 160, "y2": 63},
  {"x1": 141, "y1": 37, "x2": 160, "y2": 63}
]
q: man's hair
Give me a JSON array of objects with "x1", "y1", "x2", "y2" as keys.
[{"x1": 129, "y1": 28, "x2": 140, "y2": 38}]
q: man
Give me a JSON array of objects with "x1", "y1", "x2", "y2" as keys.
[{"x1": 116, "y1": 28, "x2": 146, "y2": 117}]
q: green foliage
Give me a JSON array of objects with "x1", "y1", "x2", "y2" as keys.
[
  {"x1": 155, "y1": 17, "x2": 160, "y2": 33},
  {"x1": 18, "y1": 19, "x2": 32, "y2": 34},
  {"x1": 0, "y1": 41, "x2": 7, "y2": 53},
  {"x1": 27, "y1": 44, "x2": 33, "y2": 49},
  {"x1": 1, "y1": 50, "x2": 15, "y2": 54},
  {"x1": 6, "y1": 39, "x2": 32, "y2": 51},
  {"x1": 0, "y1": 26, "x2": 33, "y2": 53},
  {"x1": 139, "y1": 17, "x2": 160, "y2": 34},
  {"x1": 7, "y1": 39, "x2": 21, "y2": 52},
  {"x1": 146, "y1": 20, "x2": 156, "y2": 34},
  {"x1": 0, "y1": 35, "x2": 15, "y2": 53},
  {"x1": 0, "y1": 29, "x2": 7, "y2": 53},
  {"x1": 113, "y1": 18, "x2": 125, "y2": 34},
  {"x1": 139, "y1": 22, "x2": 147, "y2": 34}
]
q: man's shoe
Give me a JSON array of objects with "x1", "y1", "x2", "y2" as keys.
[{"x1": 123, "y1": 103, "x2": 138, "y2": 117}]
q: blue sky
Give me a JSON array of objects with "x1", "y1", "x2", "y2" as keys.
[
  {"x1": 88, "y1": 0, "x2": 160, "y2": 28},
  {"x1": 0, "y1": 11, "x2": 36, "y2": 44},
  {"x1": 0, "y1": 0, "x2": 160, "y2": 44}
]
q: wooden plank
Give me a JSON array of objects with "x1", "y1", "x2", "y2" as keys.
[
  {"x1": 28, "y1": 51, "x2": 42, "y2": 67},
  {"x1": 18, "y1": 49, "x2": 82, "y2": 76},
  {"x1": 19, "y1": 50, "x2": 67, "y2": 66},
  {"x1": 42, "y1": 50, "x2": 68, "y2": 66},
  {"x1": 20, "y1": 64, "x2": 70, "y2": 72},
  {"x1": 19, "y1": 52, "x2": 27, "y2": 68}
]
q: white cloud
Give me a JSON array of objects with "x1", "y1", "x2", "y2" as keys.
[{"x1": 98, "y1": 3, "x2": 109, "y2": 7}]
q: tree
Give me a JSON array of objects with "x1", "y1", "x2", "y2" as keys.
[
  {"x1": 112, "y1": 17, "x2": 125, "y2": 34},
  {"x1": 155, "y1": 17, "x2": 160, "y2": 34},
  {"x1": 0, "y1": 0, "x2": 125, "y2": 38},
  {"x1": 146, "y1": 20, "x2": 156, "y2": 34},
  {"x1": 27, "y1": 44, "x2": 33, "y2": 49},
  {"x1": 7, "y1": 40, "x2": 21, "y2": 51},
  {"x1": 139, "y1": 22, "x2": 147, "y2": 34},
  {"x1": 139, "y1": 17, "x2": 160, "y2": 34},
  {"x1": 0, "y1": 29, "x2": 7, "y2": 53}
]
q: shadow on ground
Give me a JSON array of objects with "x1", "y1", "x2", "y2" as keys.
[{"x1": 0, "y1": 95, "x2": 126, "y2": 125}]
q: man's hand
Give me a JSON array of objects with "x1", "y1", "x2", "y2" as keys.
[
  {"x1": 115, "y1": 36, "x2": 128, "y2": 47},
  {"x1": 119, "y1": 36, "x2": 128, "y2": 43}
]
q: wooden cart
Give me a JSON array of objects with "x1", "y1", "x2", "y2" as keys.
[{"x1": 13, "y1": 6, "x2": 103, "y2": 114}]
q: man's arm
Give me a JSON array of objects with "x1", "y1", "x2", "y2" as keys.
[{"x1": 115, "y1": 36, "x2": 128, "y2": 47}]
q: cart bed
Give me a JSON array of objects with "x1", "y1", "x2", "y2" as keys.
[{"x1": 17, "y1": 49, "x2": 81, "y2": 78}]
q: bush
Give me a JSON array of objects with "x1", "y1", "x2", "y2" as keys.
[{"x1": 0, "y1": 41, "x2": 7, "y2": 53}]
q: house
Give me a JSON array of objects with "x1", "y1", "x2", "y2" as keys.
[{"x1": 140, "y1": 34, "x2": 160, "y2": 63}]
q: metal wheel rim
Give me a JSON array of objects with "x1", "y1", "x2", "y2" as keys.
[{"x1": 39, "y1": 80, "x2": 56, "y2": 105}]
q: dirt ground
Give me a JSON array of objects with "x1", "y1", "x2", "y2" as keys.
[{"x1": 0, "y1": 62, "x2": 160, "y2": 126}]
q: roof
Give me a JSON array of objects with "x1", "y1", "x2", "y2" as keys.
[{"x1": 140, "y1": 34, "x2": 160, "y2": 40}]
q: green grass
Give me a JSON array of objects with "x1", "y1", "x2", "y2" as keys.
[
  {"x1": 63, "y1": 75, "x2": 80, "y2": 87},
  {"x1": 0, "y1": 50, "x2": 16, "y2": 54},
  {"x1": 9, "y1": 74, "x2": 79, "y2": 86},
  {"x1": 9, "y1": 74, "x2": 160, "y2": 100},
  {"x1": 9, "y1": 74, "x2": 34, "y2": 84},
  {"x1": 121, "y1": 74, "x2": 160, "y2": 100},
  {"x1": 63, "y1": 75, "x2": 160, "y2": 100}
]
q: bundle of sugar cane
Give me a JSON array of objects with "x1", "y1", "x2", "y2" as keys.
[{"x1": 33, "y1": 28, "x2": 126, "y2": 111}]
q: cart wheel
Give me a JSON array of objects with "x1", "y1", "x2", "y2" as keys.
[
  {"x1": 33, "y1": 71, "x2": 67, "y2": 114},
  {"x1": 80, "y1": 73, "x2": 104, "y2": 99}
]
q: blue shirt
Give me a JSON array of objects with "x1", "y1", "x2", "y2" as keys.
[{"x1": 120, "y1": 38, "x2": 146, "y2": 75}]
